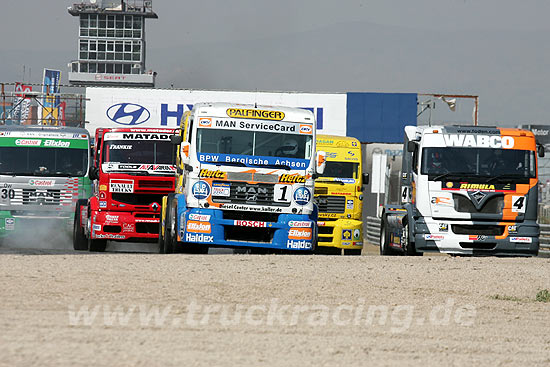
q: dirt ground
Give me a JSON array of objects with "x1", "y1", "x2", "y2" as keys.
[{"x1": 1, "y1": 244, "x2": 550, "y2": 366}]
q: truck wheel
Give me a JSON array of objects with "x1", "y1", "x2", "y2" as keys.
[
  {"x1": 87, "y1": 206, "x2": 107, "y2": 252},
  {"x1": 403, "y1": 223, "x2": 423, "y2": 256},
  {"x1": 344, "y1": 249, "x2": 362, "y2": 256},
  {"x1": 88, "y1": 238, "x2": 107, "y2": 252},
  {"x1": 162, "y1": 196, "x2": 177, "y2": 254},
  {"x1": 73, "y1": 200, "x2": 88, "y2": 251},
  {"x1": 157, "y1": 221, "x2": 165, "y2": 254},
  {"x1": 380, "y1": 222, "x2": 397, "y2": 256}
]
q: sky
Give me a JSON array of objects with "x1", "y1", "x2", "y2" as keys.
[{"x1": 1, "y1": 0, "x2": 550, "y2": 126}]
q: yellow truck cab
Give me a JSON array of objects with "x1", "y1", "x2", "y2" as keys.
[{"x1": 315, "y1": 135, "x2": 368, "y2": 255}]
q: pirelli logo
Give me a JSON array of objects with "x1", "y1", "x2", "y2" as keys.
[
  {"x1": 199, "y1": 169, "x2": 226, "y2": 179},
  {"x1": 226, "y1": 108, "x2": 285, "y2": 121},
  {"x1": 279, "y1": 174, "x2": 306, "y2": 184}
]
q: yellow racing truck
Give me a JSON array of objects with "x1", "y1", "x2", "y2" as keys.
[{"x1": 314, "y1": 135, "x2": 368, "y2": 255}]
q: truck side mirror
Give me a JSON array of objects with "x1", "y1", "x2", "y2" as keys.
[
  {"x1": 88, "y1": 166, "x2": 99, "y2": 180},
  {"x1": 362, "y1": 173, "x2": 369, "y2": 185},
  {"x1": 407, "y1": 141, "x2": 416, "y2": 152},
  {"x1": 171, "y1": 135, "x2": 183, "y2": 145},
  {"x1": 538, "y1": 145, "x2": 545, "y2": 158},
  {"x1": 316, "y1": 151, "x2": 326, "y2": 175}
]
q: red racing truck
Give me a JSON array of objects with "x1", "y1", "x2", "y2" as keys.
[{"x1": 73, "y1": 128, "x2": 177, "y2": 252}]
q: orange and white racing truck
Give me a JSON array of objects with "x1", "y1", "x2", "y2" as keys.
[{"x1": 381, "y1": 125, "x2": 543, "y2": 256}]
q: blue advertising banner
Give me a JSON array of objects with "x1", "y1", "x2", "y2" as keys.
[
  {"x1": 41, "y1": 69, "x2": 61, "y2": 124},
  {"x1": 346, "y1": 92, "x2": 418, "y2": 143},
  {"x1": 197, "y1": 153, "x2": 310, "y2": 169}
]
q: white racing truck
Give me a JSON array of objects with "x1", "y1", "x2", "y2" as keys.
[
  {"x1": 381, "y1": 125, "x2": 542, "y2": 256},
  {"x1": 160, "y1": 102, "x2": 326, "y2": 253},
  {"x1": 0, "y1": 125, "x2": 91, "y2": 243}
]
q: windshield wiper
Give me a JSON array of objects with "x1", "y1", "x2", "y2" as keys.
[
  {"x1": 431, "y1": 172, "x2": 471, "y2": 181},
  {"x1": 209, "y1": 161, "x2": 247, "y2": 167},
  {"x1": 0, "y1": 172, "x2": 29, "y2": 176},
  {"x1": 251, "y1": 163, "x2": 291, "y2": 170},
  {"x1": 487, "y1": 173, "x2": 525, "y2": 183}
]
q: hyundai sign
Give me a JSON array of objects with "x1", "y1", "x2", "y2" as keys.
[
  {"x1": 85, "y1": 87, "x2": 347, "y2": 136},
  {"x1": 106, "y1": 103, "x2": 151, "y2": 126}
]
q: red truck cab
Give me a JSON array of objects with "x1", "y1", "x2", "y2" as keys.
[{"x1": 73, "y1": 127, "x2": 178, "y2": 252}]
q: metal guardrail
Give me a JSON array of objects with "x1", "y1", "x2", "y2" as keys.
[
  {"x1": 365, "y1": 216, "x2": 381, "y2": 245},
  {"x1": 365, "y1": 216, "x2": 550, "y2": 256},
  {"x1": 538, "y1": 224, "x2": 550, "y2": 255}
]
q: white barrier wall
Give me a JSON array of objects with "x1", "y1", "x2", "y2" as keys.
[{"x1": 85, "y1": 87, "x2": 348, "y2": 136}]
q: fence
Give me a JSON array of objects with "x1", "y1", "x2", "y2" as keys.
[
  {"x1": 365, "y1": 216, "x2": 550, "y2": 256},
  {"x1": 0, "y1": 82, "x2": 86, "y2": 127}
]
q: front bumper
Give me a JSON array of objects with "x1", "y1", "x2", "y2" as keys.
[
  {"x1": 317, "y1": 218, "x2": 363, "y2": 249},
  {"x1": 90, "y1": 210, "x2": 160, "y2": 242},
  {"x1": 176, "y1": 208, "x2": 316, "y2": 251},
  {"x1": 414, "y1": 219, "x2": 539, "y2": 256}
]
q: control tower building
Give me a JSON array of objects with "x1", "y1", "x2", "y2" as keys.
[{"x1": 68, "y1": 0, "x2": 158, "y2": 87}]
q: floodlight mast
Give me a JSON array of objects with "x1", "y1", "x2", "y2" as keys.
[{"x1": 418, "y1": 93, "x2": 479, "y2": 126}]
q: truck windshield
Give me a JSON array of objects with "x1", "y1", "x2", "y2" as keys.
[
  {"x1": 0, "y1": 147, "x2": 88, "y2": 176},
  {"x1": 103, "y1": 140, "x2": 174, "y2": 164},
  {"x1": 421, "y1": 147, "x2": 536, "y2": 179},
  {"x1": 196, "y1": 128, "x2": 312, "y2": 159},
  {"x1": 320, "y1": 161, "x2": 359, "y2": 179}
]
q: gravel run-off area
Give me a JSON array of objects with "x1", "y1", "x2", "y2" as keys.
[{"x1": 1, "y1": 245, "x2": 550, "y2": 366}]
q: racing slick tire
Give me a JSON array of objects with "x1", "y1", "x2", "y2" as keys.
[
  {"x1": 403, "y1": 222, "x2": 423, "y2": 256},
  {"x1": 157, "y1": 221, "x2": 165, "y2": 254},
  {"x1": 344, "y1": 249, "x2": 362, "y2": 256},
  {"x1": 73, "y1": 200, "x2": 88, "y2": 251},
  {"x1": 88, "y1": 238, "x2": 107, "y2": 252},
  {"x1": 380, "y1": 221, "x2": 398, "y2": 256},
  {"x1": 161, "y1": 195, "x2": 177, "y2": 254}
]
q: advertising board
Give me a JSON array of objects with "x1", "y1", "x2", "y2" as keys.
[{"x1": 85, "y1": 88, "x2": 348, "y2": 136}]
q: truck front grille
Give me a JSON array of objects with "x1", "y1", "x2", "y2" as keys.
[
  {"x1": 225, "y1": 226, "x2": 276, "y2": 243},
  {"x1": 318, "y1": 226, "x2": 334, "y2": 235},
  {"x1": 452, "y1": 224, "x2": 505, "y2": 236},
  {"x1": 111, "y1": 193, "x2": 164, "y2": 206},
  {"x1": 212, "y1": 181, "x2": 289, "y2": 207},
  {"x1": 11, "y1": 189, "x2": 72, "y2": 206},
  {"x1": 316, "y1": 195, "x2": 346, "y2": 213},
  {"x1": 314, "y1": 187, "x2": 328, "y2": 195},
  {"x1": 138, "y1": 179, "x2": 174, "y2": 189},
  {"x1": 453, "y1": 194, "x2": 504, "y2": 214},
  {"x1": 222, "y1": 210, "x2": 279, "y2": 243}
]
